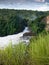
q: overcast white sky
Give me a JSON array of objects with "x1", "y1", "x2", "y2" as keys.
[{"x1": 0, "y1": 0, "x2": 49, "y2": 11}]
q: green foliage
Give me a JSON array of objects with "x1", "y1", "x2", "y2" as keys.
[
  {"x1": 28, "y1": 16, "x2": 46, "y2": 34},
  {"x1": 0, "y1": 14, "x2": 27, "y2": 36},
  {"x1": 0, "y1": 9, "x2": 48, "y2": 36},
  {"x1": 26, "y1": 33, "x2": 49, "y2": 65},
  {"x1": 0, "y1": 43, "x2": 27, "y2": 65},
  {"x1": 0, "y1": 34, "x2": 49, "y2": 65}
]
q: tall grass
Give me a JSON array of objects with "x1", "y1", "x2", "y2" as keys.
[
  {"x1": 0, "y1": 43, "x2": 27, "y2": 65},
  {"x1": 0, "y1": 34, "x2": 49, "y2": 65},
  {"x1": 26, "y1": 34, "x2": 49, "y2": 65}
]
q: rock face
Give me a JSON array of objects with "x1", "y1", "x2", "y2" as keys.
[
  {"x1": 45, "y1": 16, "x2": 49, "y2": 31},
  {"x1": 42, "y1": 16, "x2": 49, "y2": 31},
  {"x1": 23, "y1": 32, "x2": 36, "y2": 37},
  {"x1": 46, "y1": 16, "x2": 49, "y2": 24}
]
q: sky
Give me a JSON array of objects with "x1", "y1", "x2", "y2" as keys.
[{"x1": 0, "y1": 0, "x2": 49, "y2": 11}]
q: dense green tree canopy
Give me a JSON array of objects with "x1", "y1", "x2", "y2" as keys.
[
  {"x1": 0, "y1": 9, "x2": 48, "y2": 36},
  {"x1": 0, "y1": 14, "x2": 27, "y2": 36}
]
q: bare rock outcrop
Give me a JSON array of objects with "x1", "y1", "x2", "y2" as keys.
[{"x1": 41, "y1": 16, "x2": 49, "y2": 31}]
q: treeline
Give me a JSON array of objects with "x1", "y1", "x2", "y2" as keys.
[{"x1": 0, "y1": 9, "x2": 48, "y2": 36}]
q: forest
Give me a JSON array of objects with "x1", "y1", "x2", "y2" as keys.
[{"x1": 0, "y1": 9, "x2": 49, "y2": 36}]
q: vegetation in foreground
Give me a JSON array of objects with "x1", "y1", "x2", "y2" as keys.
[{"x1": 0, "y1": 33, "x2": 49, "y2": 65}]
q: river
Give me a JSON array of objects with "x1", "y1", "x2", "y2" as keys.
[{"x1": 0, "y1": 27, "x2": 30, "y2": 48}]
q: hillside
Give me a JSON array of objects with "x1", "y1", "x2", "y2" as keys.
[{"x1": 0, "y1": 9, "x2": 49, "y2": 36}]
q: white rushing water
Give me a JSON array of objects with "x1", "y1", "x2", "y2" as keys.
[{"x1": 0, "y1": 27, "x2": 30, "y2": 48}]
